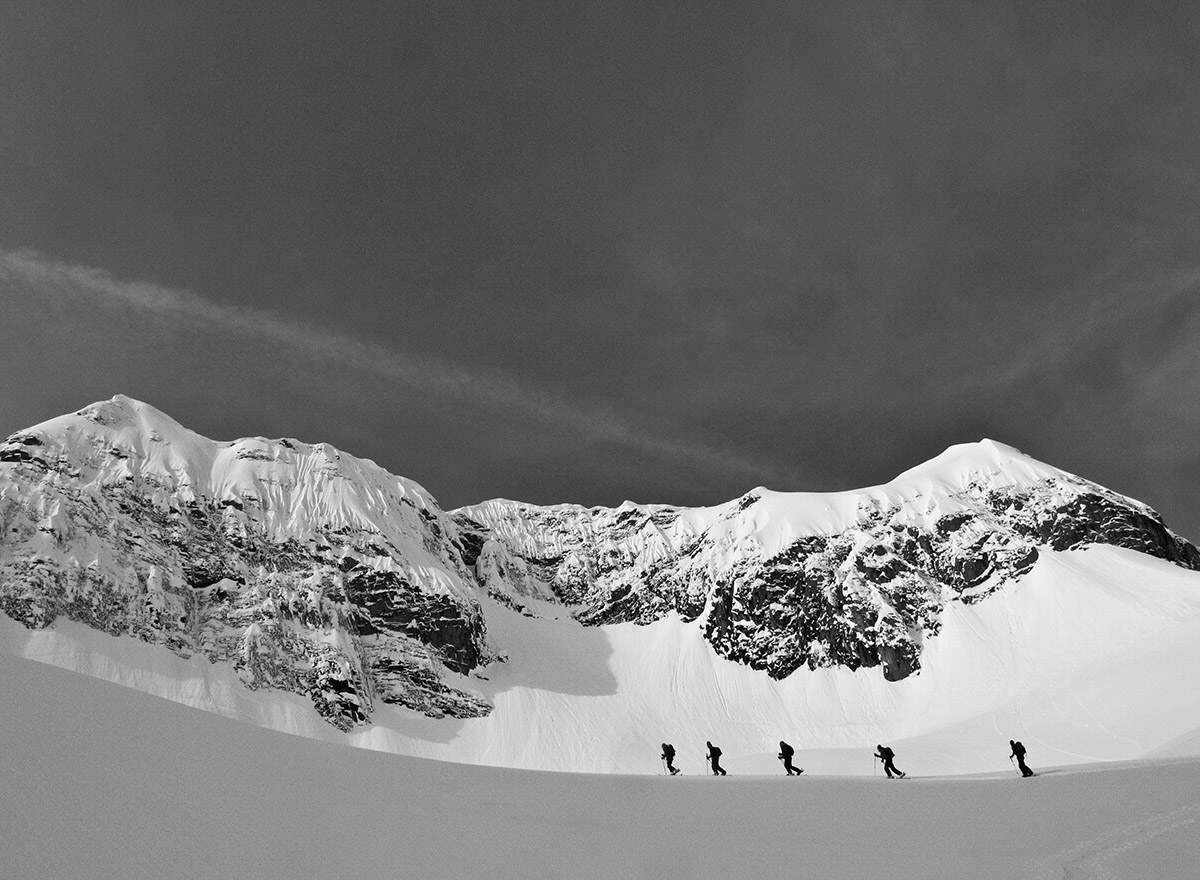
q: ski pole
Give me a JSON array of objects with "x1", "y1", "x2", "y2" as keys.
[{"x1": 873, "y1": 754, "x2": 878, "y2": 777}]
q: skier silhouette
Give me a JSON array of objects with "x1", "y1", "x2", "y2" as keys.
[
  {"x1": 661, "y1": 742, "x2": 680, "y2": 775},
  {"x1": 1009, "y1": 739, "x2": 1034, "y2": 777},
  {"x1": 778, "y1": 740, "x2": 803, "y2": 775},
  {"x1": 874, "y1": 744, "x2": 905, "y2": 778},
  {"x1": 706, "y1": 741, "x2": 727, "y2": 776}
]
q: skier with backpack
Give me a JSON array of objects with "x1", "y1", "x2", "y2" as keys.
[
  {"x1": 777, "y1": 740, "x2": 803, "y2": 776},
  {"x1": 661, "y1": 742, "x2": 680, "y2": 775},
  {"x1": 874, "y1": 744, "x2": 905, "y2": 778},
  {"x1": 1009, "y1": 739, "x2": 1035, "y2": 777},
  {"x1": 706, "y1": 741, "x2": 727, "y2": 776}
]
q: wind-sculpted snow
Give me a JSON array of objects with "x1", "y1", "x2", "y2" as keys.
[{"x1": 2, "y1": 396, "x2": 1198, "y2": 735}]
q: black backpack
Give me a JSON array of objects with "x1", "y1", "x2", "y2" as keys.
[
  {"x1": 878, "y1": 746, "x2": 894, "y2": 760},
  {"x1": 709, "y1": 746, "x2": 722, "y2": 759},
  {"x1": 1013, "y1": 741, "x2": 1025, "y2": 757},
  {"x1": 662, "y1": 743, "x2": 675, "y2": 759},
  {"x1": 780, "y1": 742, "x2": 794, "y2": 758}
]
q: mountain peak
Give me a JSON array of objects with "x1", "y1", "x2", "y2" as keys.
[
  {"x1": 885, "y1": 437, "x2": 1059, "y2": 492},
  {"x1": 8, "y1": 393, "x2": 198, "y2": 445},
  {"x1": 78, "y1": 393, "x2": 185, "y2": 430}
]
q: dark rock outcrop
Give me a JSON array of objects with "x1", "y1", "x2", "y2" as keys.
[
  {"x1": 465, "y1": 475, "x2": 1200, "y2": 685},
  {"x1": 0, "y1": 398, "x2": 494, "y2": 730}
]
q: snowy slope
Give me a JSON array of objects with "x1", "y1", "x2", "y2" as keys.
[
  {"x1": 6, "y1": 652, "x2": 1200, "y2": 880},
  {"x1": 3, "y1": 395, "x2": 1200, "y2": 775}
]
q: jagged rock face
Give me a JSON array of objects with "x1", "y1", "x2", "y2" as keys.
[
  {"x1": 4, "y1": 398, "x2": 1199, "y2": 731},
  {"x1": 463, "y1": 463, "x2": 1200, "y2": 684},
  {"x1": 0, "y1": 397, "x2": 491, "y2": 729}
]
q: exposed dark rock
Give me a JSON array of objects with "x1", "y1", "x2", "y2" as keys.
[
  {"x1": 0, "y1": 452, "x2": 493, "y2": 730},
  {"x1": 450, "y1": 514, "x2": 488, "y2": 568},
  {"x1": 344, "y1": 568, "x2": 483, "y2": 672},
  {"x1": 0, "y1": 445, "x2": 46, "y2": 466},
  {"x1": 466, "y1": 475, "x2": 1200, "y2": 686},
  {"x1": 1023, "y1": 493, "x2": 1200, "y2": 567}
]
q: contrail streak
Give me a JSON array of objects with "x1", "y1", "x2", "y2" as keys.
[{"x1": 0, "y1": 247, "x2": 800, "y2": 485}]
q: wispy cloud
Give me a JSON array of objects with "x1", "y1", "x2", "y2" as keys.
[
  {"x1": 940, "y1": 242, "x2": 1200, "y2": 399},
  {"x1": 0, "y1": 247, "x2": 801, "y2": 486}
]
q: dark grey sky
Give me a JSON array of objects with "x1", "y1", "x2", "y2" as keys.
[{"x1": 3, "y1": 3, "x2": 1199, "y2": 535}]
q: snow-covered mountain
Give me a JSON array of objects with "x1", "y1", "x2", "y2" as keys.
[
  {"x1": 461, "y1": 444, "x2": 1198, "y2": 684},
  {"x1": 3, "y1": 395, "x2": 1200, "y2": 772},
  {"x1": 0, "y1": 395, "x2": 492, "y2": 727}
]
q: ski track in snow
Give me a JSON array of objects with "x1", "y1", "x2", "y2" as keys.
[{"x1": 1033, "y1": 802, "x2": 1200, "y2": 880}]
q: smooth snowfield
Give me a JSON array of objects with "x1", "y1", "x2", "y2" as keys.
[
  {"x1": 6, "y1": 544, "x2": 1200, "y2": 775},
  {"x1": 4, "y1": 654, "x2": 1200, "y2": 880}
]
